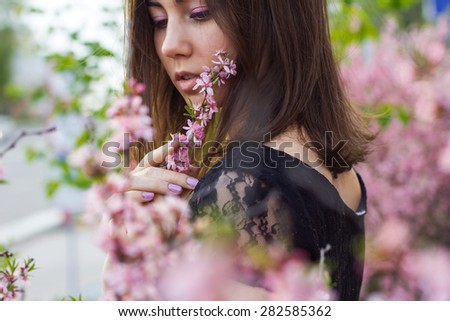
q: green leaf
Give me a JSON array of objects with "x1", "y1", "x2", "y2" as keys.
[
  {"x1": 70, "y1": 98, "x2": 82, "y2": 113},
  {"x1": 46, "y1": 53, "x2": 79, "y2": 72},
  {"x1": 70, "y1": 32, "x2": 79, "y2": 41},
  {"x1": 27, "y1": 7, "x2": 44, "y2": 14},
  {"x1": 0, "y1": 179, "x2": 7, "y2": 185},
  {"x1": 3, "y1": 83, "x2": 26, "y2": 100},
  {"x1": 25, "y1": 147, "x2": 45, "y2": 162},
  {"x1": 398, "y1": 107, "x2": 411, "y2": 125},
  {"x1": 60, "y1": 294, "x2": 83, "y2": 301},
  {"x1": 75, "y1": 130, "x2": 91, "y2": 148},
  {"x1": 83, "y1": 42, "x2": 114, "y2": 57},
  {"x1": 46, "y1": 180, "x2": 60, "y2": 198},
  {"x1": 7, "y1": 257, "x2": 17, "y2": 273},
  {"x1": 377, "y1": 104, "x2": 393, "y2": 127},
  {"x1": 184, "y1": 104, "x2": 196, "y2": 118},
  {"x1": 31, "y1": 87, "x2": 46, "y2": 102}
]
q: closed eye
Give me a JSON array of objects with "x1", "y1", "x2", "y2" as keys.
[
  {"x1": 190, "y1": 9, "x2": 210, "y2": 21},
  {"x1": 152, "y1": 18, "x2": 168, "y2": 29}
]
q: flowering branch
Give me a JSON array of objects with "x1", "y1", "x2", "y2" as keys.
[
  {"x1": 0, "y1": 251, "x2": 36, "y2": 301},
  {"x1": 166, "y1": 50, "x2": 237, "y2": 173}
]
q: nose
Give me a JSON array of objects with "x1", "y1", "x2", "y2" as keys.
[{"x1": 160, "y1": 20, "x2": 192, "y2": 59}]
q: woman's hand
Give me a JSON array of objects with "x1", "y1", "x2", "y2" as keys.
[{"x1": 125, "y1": 143, "x2": 199, "y2": 202}]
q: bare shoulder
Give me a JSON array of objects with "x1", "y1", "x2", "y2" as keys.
[
  {"x1": 268, "y1": 128, "x2": 362, "y2": 212},
  {"x1": 332, "y1": 169, "x2": 362, "y2": 212}
]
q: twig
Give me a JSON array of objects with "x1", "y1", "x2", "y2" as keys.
[
  {"x1": 0, "y1": 251, "x2": 13, "y2": 258},
  {"x1": 0, "y1": 126, "x2": 57, "y2": 158}
]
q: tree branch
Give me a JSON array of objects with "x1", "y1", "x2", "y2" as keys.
[{"x1": 0, "y1": 126, "x2": 57, "y2": 158}]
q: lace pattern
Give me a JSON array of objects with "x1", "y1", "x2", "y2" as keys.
[{"x1": 189, "y1": 142, "x2": 366, "y2": 300}]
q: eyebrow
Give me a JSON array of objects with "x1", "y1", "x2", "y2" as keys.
[{"x1": 146, "y1": 0, "x2": 184, "y2": 7}]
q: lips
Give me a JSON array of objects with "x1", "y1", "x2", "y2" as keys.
[
  {"x1": 175, "y1": 71, "x2": 200, "y2": 81},
  {"x1": 175, "y1": 72, "x2": 200, "y2": 93}
]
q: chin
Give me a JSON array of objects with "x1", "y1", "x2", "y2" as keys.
[
  {"x1": 182, "y1": 86, "x2": 227, "y2": 107},
  {"x1": 183, "y1": 93, "x2": 204, "y2": 106}
]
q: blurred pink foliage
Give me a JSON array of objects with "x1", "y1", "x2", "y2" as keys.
[{"x1": 341, "y1": 17, "x2": 450, "y2": 300}]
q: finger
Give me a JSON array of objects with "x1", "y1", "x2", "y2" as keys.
[
  {"x1": 137, "y1": 143, "x2": 174, "y2": 168},
  {"x1": 129, "y1": 168, "x2": 199, "y2": 194},
  {"x1": 129, "y1": 175, "x2": 181, "y2": 195},
  {"x1": 186, "y1": 164, "x2": 201, "y2": 177},
  {"x1": 145, "y1": 167, "x2": 199, "y2": 190},
  {"x1": 125, "y1": 190, "x2": 155, "y2": 203}
]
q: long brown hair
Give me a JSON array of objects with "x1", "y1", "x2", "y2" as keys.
[{"x1": 125, "y1": 0, "x2": 375, "y2": 177}]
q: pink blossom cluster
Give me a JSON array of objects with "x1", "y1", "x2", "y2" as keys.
[
  {"x1": 341, "y1": 17, "x2": 450, "y2": 123},
  {"x1": 86, "y1": 174, "x2": 333, "y2": 300},
  {"x1": 67, "y1": 144, "x2": 110, "y2": 177},
  {"x1": 106, "y1": 79, "x2": 153, "y2": 152},
  {"x1": 99, "y1": 196, "x2": 195, "y2": 300},
  {"x1": 0, "y1": 252, "x2": 35, "y2": 301},
  {"x1": 340, "y1": 17, "x2": 450, "y2": 300},
  {"x1": 156, "y1": 240, "x2": 334, "y2": 301},
  {"x1": 167, "y1": 50, "x2": 237, "y2": 172}
]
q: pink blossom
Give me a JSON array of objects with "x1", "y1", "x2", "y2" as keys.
[
  {"x1": 193, "y1": 72, "x2": 213, "y2": 95},
  {"x1": 106, "y1": 173, "x2": 129, "y2": 194},
  {"x1": 106, "y1": 97, "x2": 128, "y2": 118},
  {"x1": 192, "y1": 103, "x2": 203, "y2": 116},
  {"x1": 183, "y1": 119, "x2": 205, "y2": 146},
  {"x1": 206, "y1": 95, "x2": 218, "y2": 113},
  {"x1": 402, "y1": 247, "x2": 450, "y2": 300},
  {"x1": 106, "y1": 90, "x2": 153, "y2": 152},
  {"x1": 370, "y1": 218, "x2": 411, "y2": 259},
  {"x1": 198, "y1": 112, "x2": 211, "y2": 127},
  {"x1": 67, "y1": 144, "x2": 110, "y2": 176},
  {"x1": 413, "y1": 81, "x2": 439, "y2": 123},
  {"x1": 18, "y1": 264, "x2": 30, "y2": 283},
  {"x1": 408, "y1": 16, "x2": 448, "y2": 66},
  {"x1": 157, "y1": 243, "x2": 233, "y2": 300},
  {"x1": 264, "y1": 259, "x2": 335, "y2": 300},
  {"x1": 343, "y1": 18, "x2": 450, "y2": 300},
  {"x1": 83, "y1": 184, "x2": 110, "y2": 224},
  {"x1": 438, "y1": 138, "x2": 450, "y2": 173},
  {"x1": 214, "y1": 49, "x2": 227, "y2": 58},
  {"x1": 103, "y1": 263, "x2": 159, "y2": 300},
  {"x1": 0, "y1": 278, "x2": 8, "y2": 300},
  {"x1": 128, "y1": 78, "x2": 146, "y2": 95}
]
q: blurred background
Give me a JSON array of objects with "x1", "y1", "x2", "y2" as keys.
[
  {"x1": 0, "y1": 0, "x2": 124, "y2": 300},
  {"x1": 0, "y1": 0, "x2": 449, "y2": 300}
]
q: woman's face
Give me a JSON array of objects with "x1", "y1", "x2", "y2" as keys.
[{"x1": 148, "y1": 0, "x2": 236, "y2": 106}]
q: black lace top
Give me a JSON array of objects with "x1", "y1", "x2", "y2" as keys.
[{"x1": 189, "y1": 141, "x2": 367, "y2": 300}]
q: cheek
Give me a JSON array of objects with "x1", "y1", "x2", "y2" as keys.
[
  {"x1": 200, "y1": 24, "x2": 236, "y2": 57},
  {"x1": 154, "y1": 34, "x2": 164, "y2": 62}
]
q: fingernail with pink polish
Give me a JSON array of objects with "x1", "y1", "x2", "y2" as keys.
[
  {"x1": 187, "y1": 177, "x2": 199, "y2": 188},
  {"x1": 168, "y1": 184, "x2": 182, "y2": 194},
  {"x1": 142, "y1": 192, "x2": 154, "y2": 200}
]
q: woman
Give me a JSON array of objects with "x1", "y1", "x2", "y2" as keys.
[{"x1": 125, "y1": 0, "x2": 374, "y2": 300}]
